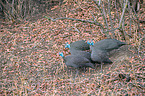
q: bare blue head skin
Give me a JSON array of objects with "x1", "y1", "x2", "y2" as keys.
[
  {"x1": 87, "y1": 41, "x2": 94, "y2": 46},
  {"x1": 87, "y1": 41, "x2": 91, "y2": 45},
  {"x1": 65, "y1": 42, "x2": 70, "y2": 49},
  {"x1": 59, "y1": 52, "x2": 64, "y2": 57},
  {"x1": 91, "y1": 41, "x2": 94, "y2": 45}
]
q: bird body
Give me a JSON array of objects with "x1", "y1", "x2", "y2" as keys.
[
  {"x1": 69, "y1": 48, "x2": 92, "y2": 61},
  {"x1": 59, "y1": 52, "x2": 94, "y2": 78},
  {"x1": 90, "y1": 48, "x2": 112, "y2": 64},
  {"x1": 65, "y1": 40, "x2": 90, "y2": 51},
  {"x1": 92, "y1": 39, "x2": 126, "y2": 52},
  {"x1": 59, "y1": 52, "x2": 94, "y2": 69},
  {"x1": 87, "y1": 41, "x2": 113, "y2": 72},
  {"x1": 87, "y1": 41, "x2": 112, "y2": 64},
  {"x1": 64, "y1": 55, "x2": 94, "y2": 68},
  {"x1": 65, "y1": 41, "x2": 92, "y2": 62}
]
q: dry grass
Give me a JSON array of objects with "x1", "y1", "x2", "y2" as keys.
[{"x1": 0, "y1": 0, "x2": 144, "y2": 95}]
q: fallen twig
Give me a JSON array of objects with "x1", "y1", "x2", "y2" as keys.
[{"x1": 45, "y1": 16, "x2": 103, "y2": 28}]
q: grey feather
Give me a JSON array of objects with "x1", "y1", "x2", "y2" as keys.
[
  {"x1": 70, "y1": 40, "x2": 90, "y2": 51},
  {"x1": 89, "y1": 45, "x2": 112, "y2": 73},
  {"x1": 92, "y1": 39, "x2": 126, "y2": 52},
  {"x1": 64, "y1": 55, "x2": 95, "y2": 69},
  {"x1": 70, "y1": 48, "x2": 92, "y2": 61},
  {"x1": 59, "y1": 52, "x2": 95, "y2": 69},
  {"x1": 90, "y1": 48, "x2": 112, "y2": 64}
]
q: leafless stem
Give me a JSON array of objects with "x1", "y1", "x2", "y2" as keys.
[
  {"x1": 92, "y1": 0, "x2": 110, "y2": 38},
  {"x1": 108, "y1": 0, "x2": 115, "y2": 38},
  {"x1": 119, "y1": 0, "x2": 128, "y2": 28},
  {"x1": 98, "y1": 0, "x2": 101, "y2": 5},
  {"x1": 101, "y1": 2, "x2": 109, "y2": 29},
  {"x1": 138, "y1": 35, "x2": 145, "y2": 56},
  {"x1": 115, "y1": 0, "x2": 120, "y2": 22},
  {"x1": 93, "y1": 0, "x2": 109, "y2": 29},
  {"x1": 128, "y1": 2, "x2": 132, "y2": 35},
  {"x1": 72, "y1": 26, "x2": 81, "y2": 33},
  {"x1": 103, "y1": 27, "x2": 120, "y2": 33},
  {"x1": 132, "y1": 9, "x2": 141, "y2": 30},
  {"x1": 89, "y1": 11, "x2": 96, "y2": 21},
  {"x1": 45, "y1": 16, "x2": 103, "y2": 29}
]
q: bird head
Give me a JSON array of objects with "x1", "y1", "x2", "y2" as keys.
[
  {"x1": 87, "y1": 41, "x2": 91, "y2": 45},
  {"x1": 91, "y1": 41, "x2": 94, "y2": 45},
  {"x1": 65, "y1": 42, "x2": 70, "y2": 49},
  {"x1": 87, "y1": 41, "x2": 94, "y2": 46},
  {"x1": 59, "y1": 52, "x2": 64, "y2": 57}
]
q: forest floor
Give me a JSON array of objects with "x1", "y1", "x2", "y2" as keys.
[{"x1": 0, "y1": 1, "x2": 145, "y2": 95}]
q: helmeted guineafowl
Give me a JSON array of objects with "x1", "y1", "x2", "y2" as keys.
[
  {"x1": 90, "y1": 39, "x2": 126, "y2": 52},
  {"x1": 88, "y1": 42, "x2": 112, "y2": 73},
  {"x1": 59, "y1": 52, "x2": 95, "y2": 77},
  {"x1": 65, "y1": 43, "x2": 92, "y2": 61},
  {"x1": 65, "y1": 40, "x2": 90, "y2": 51}
]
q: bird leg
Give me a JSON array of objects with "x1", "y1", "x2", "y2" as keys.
[
  {"x1": 75, "y1": 69, "x2": 79, "y2": 79},
  {"x1": 83, "y1": 67, "x2": 87, "y2": 73},
  {"x1": 101, "y1": 61, "x2": 103, "y2": 73}
]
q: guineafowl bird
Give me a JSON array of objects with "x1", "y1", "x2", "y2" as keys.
[
  {"x1": 65, "y1": 40, "x2": 90, "y2": 51},
  {"x1": 89, "y1": 39, "x2": 126, "y2": 52},
  {"x1": 88, "y1": 42, "x2": 112, "y2": 73},
  {"x1": 59, "y1": 52, "x2": 95, "y2": 77},
  {"x1": 65, "y1": 43, "x2": 92, "y2": 62}
]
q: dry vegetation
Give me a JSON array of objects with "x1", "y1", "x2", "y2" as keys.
[{"x1": 0, "y1": 0, "x2": 145, "y2": 95}]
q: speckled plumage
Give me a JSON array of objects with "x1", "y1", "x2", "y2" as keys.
[
  {"x1": 65, "y1": 40, "x2": 93, "y2": 63},
  {"x1": 64, "y1": 55, "x2": 95, "y2": 69},
  {"x1": 88, "y1": 40, "x2": 115, "y2": 73},
  {"x1": 59, "y1": 52, "x2": 95, "y2": 78},
  {"x1": 70, "y1": 49, "x2": 92, "y2": 61},
  {"x1": 65, "y1": 40, "x2": 90, "y2": 51},
  {"x1": 92, "y1": 39, "x2": 126, "y2": 52},
  {"x1": 59, "y1": 52, "x2": 94, "y2": 69},
  {"x1": 90, "y1": 47, "x2": 112, "y2": 64}
]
